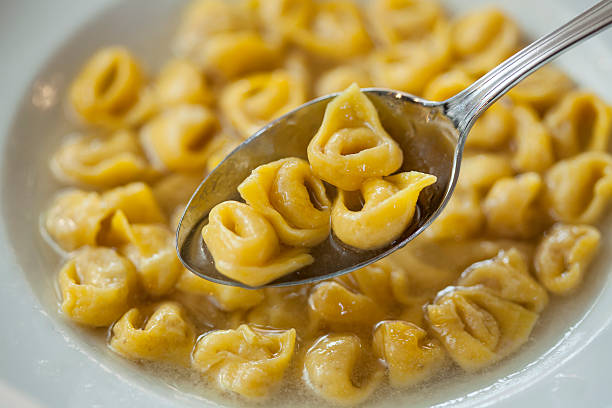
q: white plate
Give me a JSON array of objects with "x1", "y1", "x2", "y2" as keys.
[{"x1": 1, "y1": 0, "x2": 611, "y2": 406}]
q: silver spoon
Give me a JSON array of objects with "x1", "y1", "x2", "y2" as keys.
[{"x1": 177, "y1": 0, "x2": 612, "y2": 288}]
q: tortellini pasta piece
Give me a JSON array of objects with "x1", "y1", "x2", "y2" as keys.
[
  {"x1": 332, "y1": 172, "x2": 437, "y2": 250},
  {"x1": 205, "y1": 136, "x2": 241, "y2": 172},
  {"x1": 46, "y1": 190, "x2": 113, "y2": 252},
  {"x1": 289, "y1": 1, "x2": 371, "y2": 60},
  {"x1": 372, "y1": 320, "x2": 446, "y2": 388},
  {"x1": 534, "y1": 223, "x2": 601, "y2": 295},
  {"x1": 175, "y1": 268, "x2": 264, "y2": 311},
  {"x1": 221, "y1": 69, "x2": 307, "y2": 139},
  {"x1": 308, "y1": 281, "x2": 385, "y2": 329},
  {"x1": 315, "y1": 65, "x2": 372, "y2": 96},
  {"x1": 369, "y1": 26, "x2": 451, "y2": 95},
  {"x1": 426, "y1": 286, "x2": 538, "y2": 371},
  {"x1": 192, "y1": 324, "x2": 296, "y2": 398},
  {"x1": 202, "y1": 201, "x2": 314, "y2": 287},
  {"x1": 307, "y1": 84, "x2": 403, "y2": 191},
  {"x1": 508, "y1": 65, "x2": 573, "y2": 112},
  {"x1": 466, "y1": 100, "x2": 514, "y2": 150},
  {"x1": 482, "y1": 173, "x2": 545, "y2": 239},
  {"x1": 511, "y1": 105, "x2": 555, "y2": 173},
  {"x1": 458, "y1": 248, "x2": 548, "y2": 313},
  {"x1": 344, "y1": 257, "x2": 410, "y2": 309},
  {"x1": 51, "y1": 130, "x2": 155, "y2": 188},
  {"x1": 459, "y1": 153, "x2": 513, "y2": 193},
  {"x1": 109, "y1": 301, "x2": 196, "y2": 364},
  {"x1": 152, "y1": 172, "x2": 203, "y2": 215},
  {"x1": 140, "y1": 104, "x2": 226, "y2": 172},
  {"x1": 198, "y1": 31, "x2": 281, "y2": 79},
  {"x1": 369, "y1": 0, "x2": 444, "y2": 45},
  {"x1": 304, "y1": 334, "x2": 384, "y2": 405},
  {"x1": 69, "y1": 46, "x2": 146, "y2": 128},
  {"x1": 423, "y1": 69, "x2": 472, "y2": 102},
  {"x1": 451, "y1": 8, "x2": 520, "y2": 77},
  {"x1": 238, "y1": 158, "x2": 331, "y2": 247},
  {"x1": 154, "y1": 59, "x2": 213, "y2": 107},
  {"x1": 58, "y1": 247, "x2": 136, "y2": 327},
  {"x1": 247, "y1": 286, "x2": 314, "y2": 335},
  {"x1": 544, "y1": 152, "x2": 612, "y2": 224},
  {"x1": 103, "y1": 211, "x2": 182, "y2": 296},
  {"x1": 545, "y1": 91, "x2": 612, "y2": 159},
  {"x1": 423, "y1": 187, "x2": 483, "y2": 241},
  {"x1": 258, "y1": 0, "x2": 314, "y2": 43},
  {"x1": 100, "y1": 182, "x2": 166, "y2": 224}
]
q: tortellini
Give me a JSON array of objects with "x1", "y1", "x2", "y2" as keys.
[
  {"x1": 451, "y1": 8, "x2": 520, "y2": 77},
  {"x1": 100, "y1": 182, "x2": 166, "y2": 224},
  {"x1": 102, "y1": 211, "x2": 182, "y2": 296},
  {"x1": 192, "y1": 325, "x2": 296, "y2": 398},
  {"x1": 373, "y1": 320, "x2": 446, "y2": 388},
  {"x1": 258, "y1": 0, "x2": 314, "y2": 43},
  {"x1": 202, "y1": 201, "x2": 314, "y2": 287},
  {"x1": 58, "y1": 247, "x2": 136, "y2": 327},
  {"x1": 544, "y1": 152, "x2": 612, "y2": 224},
  {"x1": 369, "y1": 0, "x2": 444, "y2": 45},
  {"x1": 426, "y1": 286, "x2": 538, "y2": 371},
  {"x1": 534, "y1": 223, "x2": 601, "y2": 295},
  {"x1": 423, "y1": 69, "x2": 473, "y2": 102},
  {"x1": 247, "y1": 286, "x2": 314, "y2": 335},
  {"x1": 466, "y1": 100, "x2": 514, "y2": 150},
  {"x1": 423, "y1": 187, "x2": 483, "y2": 241},
  {"x1": 289, "y1": 1, "x2": 371, "y2": 60},
  {"x1": 511, "y1": 105, "x2": 555, "y2": 173},
  {"x1": 332, "y1": 172, "x2": 437, "y2": 250},
  {"x1": 458, "y1": 153, "x2": 513, "y2": 193},
  {"x1": 238, "y1": 157, "x2": 331, "y2": 247},
  {"x1": 307, "y1": 84, "x2": 403, "y2": 191},
  {"x1": 482, "y1": 173, "x2": 544, "y2": 239},
  {"x1": 69, "y1": 46, "x2": 147, "y2": 128},
  {"x1": 175, "y1": 269, "x2": 264, "y2": 311},
  {"x1": 545, "y1": 91, "x2": 612, "y2": 159},
  {"x1": 51, "y1": 130, "x2": 155, "y2": 188},
  {"x1": 109, "y1": 301, "x2": 196, "y2": 364},
  {"x1": 315, "y1": 65, "x2": 372, "y2": 96},
  {"x1": 304, "y1": 334, "x2": 383, "y2": 405},
  {"x1": 154, "y1": 59, "x2": 213, "y2": 107},
  {"x1": 508, "y1": 65, "x2": 574, "y2": 112},
  {"x1": 458, "y1": 248, "x2": 548, "y2": 313},
  {"x1": 308, "y1": 281, "x2": 385, "y2": 329},
  {"x1": 140, "y1": 104, "x2": 225, "y2": 172},
  {"x1": 221, "y1": 68, "x2": 307, "y2": 139}
]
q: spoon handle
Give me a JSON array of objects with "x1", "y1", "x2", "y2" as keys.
[{"x1": 444, "y1": 0, "x2": 612, "y2": 141}]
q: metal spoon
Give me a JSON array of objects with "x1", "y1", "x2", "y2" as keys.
[{"x1": 177, "y1": 0, "x2": 612, "y2": 288}]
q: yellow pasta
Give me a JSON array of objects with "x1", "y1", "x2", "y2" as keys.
[
  {"x1": 423, "y1": 187, "x2": 483, "y2": 241},
  {"x1": 332, "y1": 172, "x2": 437, "y2": 250},
  {"x1": 451, "y1": 8, "x2": 520, "y2": 77},
  {"x1": 345, "y1": 257, "x2": 410, "y2": 309},
  {"x1": 175, "y1": 268, "x2": 265, "y2": 311},
  {"x1": 202, "y1": 201, "x2": 314, "y2": 287},
  {"x1": 109, "y1": 301, "x2": 196, "y2": 364},
  {"x1": 102, "y1": 211, "x2": 182, "y2": 296},
  {"x1": 51, "y1": 130, "x2": 155, "y2": 189},
  {"x1": 458, "y1": 248, "x2": 548, "y2": 313},
  {"x1": 369, "y1": 0, "x2": 444, "y2": 45},
  {"x1": 238, "y1": 158, "x2": 330, "y2": 247},
  {"x1": 247, "y1": 286, "x2": 314, "y2": 335},
  {"x1": 508, "y1": 65, "x2": 574, "y2": 112},
  {"x1": 152, "y1": 172, "x2": 203, "y2": 216},
  {"x1": 69, "y1": 46, "x2": 147, "y2": 128},
  {"x1": 205, "y1": 136, "x2": 241, "y2": 172},
  {"x1": 140, "y1": 104, "x2": 225, "y2": 172},
  {"x1": 423, "y1": 69, "x2": 473, "y2": 102},
  {"x1": 192, "y1": 325, "x2": 296, "y2": 398},
  {"x1": 288, "y1": 1, "x2": 371, "y2": 60},
  {"x1": 308, "y1": 84, "x2": 403, "y2": 191},
  {"x1": 545, "y1": 91, "x2": 612, "y2": 159},
  {"x1": 258, "y1": 0, "x2": 314, "y2": 43},
  {"x1": 221, "y1": 68, "x2": 307, "y2": 139},
  {"x1": 466, "y1": 100, "x2": 514, "y2": 150},
  {"x1": 100, "y1": 182, "x2": 166, "y2": 224},
  {"x1": 482, "y1": 173, "x2": 544, "y2": 239},
  {"x1": 304, "y1": 334, "x2": 384, "y2": 405},
  {"x1": 373, "y1": 320, "x2": 446, "y2": 388},
  {"x1": 544, "y1": 152, "x2": 612, "y2": 224},
  {"x1": 511, "y1": 105, "x2": 555, "y2": 173},
  {"x1": 315, "y1": 65, "x2": 373, "y2": 96},
  {"x1": 308, "y1": 281, "x2": 385, "y2": 329},
  {"x1": 369, "y1": 24, "x2": 451, "y2": 95},
  {"x1": 58, "y1": 247, "x2": 137, "y2": 327},
  {"x1": 458, "y1": 153, "x2": 514, "y2": 193},
  {"x1": 534, "y1": 223, "x2": 601, "y2": 295},
  {"x1": 426, "y1": 286, "x2": 538, "y2": 371},
  {"x1": 154, "y1": 59, "x2": 213, "y2": 107}
]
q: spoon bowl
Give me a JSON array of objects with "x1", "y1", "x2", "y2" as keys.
[{"x1": 177, "y1": 0, "x2": 612, "y2": 288}]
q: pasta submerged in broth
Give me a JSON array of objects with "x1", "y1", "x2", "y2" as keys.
[{"x1": 42, "y1": 0, "x2": 612, "y2": 405}]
